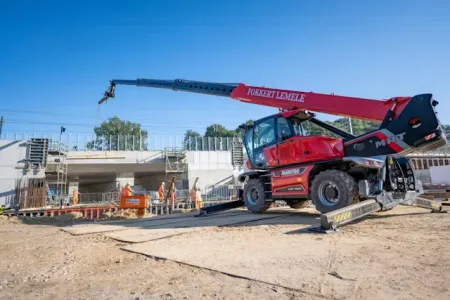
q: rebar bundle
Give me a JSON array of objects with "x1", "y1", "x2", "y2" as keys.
[{"x1": 14, "y1": 178, "x2": 47, "y2": 209}]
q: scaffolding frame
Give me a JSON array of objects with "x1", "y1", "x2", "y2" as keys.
[
  {"x1": 45, "y1": 140, "x2": 69, "y2": 201},
  {"x1": 164, "y1": 147, "x2": 188, "y2": 190}
]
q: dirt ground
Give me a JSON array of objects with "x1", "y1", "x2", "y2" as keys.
[{"x1": 0, "y1": 205, "x2": 449, "y2": 300}]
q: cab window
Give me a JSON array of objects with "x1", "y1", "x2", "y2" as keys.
[
  {"x1": 290, "y1": 118, "x2": 305, "y2": 136},
  {"x1": 253, "y1": 118, "x2": 276, "y2": 149},
  {"x1": 277, "y1": 117, "x2": 293, "y2": 141},
  {"x1": 244, "y1": 129, "x2": 253, "y2": 159}
]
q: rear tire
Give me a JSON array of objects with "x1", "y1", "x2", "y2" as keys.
[
  {"x1": 310, "y1": 170, "x2": 358, "y2": 214},
  {"x1": 287, "y1": 200, "x2": 309, "y2": 209},
  {"x1": 243, "y1": 179, "x2": 271, "y2": 213}
]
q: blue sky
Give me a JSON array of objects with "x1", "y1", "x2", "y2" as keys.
[{"x1": 1, "y1": 0, "x2": 449, "y2": 140}]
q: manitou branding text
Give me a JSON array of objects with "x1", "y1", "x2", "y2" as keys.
[
  {"x1": 247, "y1": 88, "x2": 305, "y2": 102},
  {"x1": 280, "y1": 168, "x2": 305, "y2": 176},
  {"x1": 375, "y1": 132, "x2": 406, "y2": 148}
]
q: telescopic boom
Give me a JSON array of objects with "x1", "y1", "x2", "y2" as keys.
[{"x1": 99, "y1": 78, "x2": 413, "y2": 122}]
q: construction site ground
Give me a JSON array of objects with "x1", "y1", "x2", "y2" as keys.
[{"x1": 1, "y1": 205, "x2": 449, "y2": 300}]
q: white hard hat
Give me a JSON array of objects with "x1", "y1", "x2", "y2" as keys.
[{"x1": 162, "y1": 182, "x2": 165, "y2": 184}]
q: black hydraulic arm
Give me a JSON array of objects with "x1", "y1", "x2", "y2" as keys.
[
  {"x1": 309, "y1": 118, "x2": 356, "y2": 140},
  {"x1": 99, "y1": 78, "x2": 239, "y2": 104}
]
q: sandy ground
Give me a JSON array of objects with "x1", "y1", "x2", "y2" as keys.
[{"x1": 0, "y1": 205, "x2": 449, "y2": 300}]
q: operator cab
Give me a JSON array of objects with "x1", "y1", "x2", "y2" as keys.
[{"x1": 243, "y1": 110, "x2": 315, "y2": 169}]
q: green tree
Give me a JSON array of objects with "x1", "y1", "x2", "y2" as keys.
[
  {"x1": 204, "y1": 124, "x2": 239, "y2": 137},
  {"x1": 302, "y1": 120, "x2": 330, "y2": 136},
  {"x1": 235, "y1": 120, "x2": 255, "y2": 137},
  {"x1": 441, "y1": 124, "x2": 450, "y2": 135},
  {"x1": 294, "y1": 117, "x2": 380, "y2": 138},
  {"x1": 87, "y1": 116, "x2": 148, "y2": 151},
  {"x1": 345, "y1": 118, "x2": 380, "y2": 135}
]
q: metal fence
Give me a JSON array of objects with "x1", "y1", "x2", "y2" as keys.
[
  {"x1": 1, "y1": 132, "x2": 242, "y2": 151},
  {"x1": 203, "y1": 184, "x2": 240, "y2": 201},
  {"x1": 75, "y1": 186, "x2": 239, "y2": 205},
  {"x1": 2, "y1": 131, "x2": 450, "y2": 154},
  {"x1": 78, "y1": 192, "x2": 119, "y2": 204}
]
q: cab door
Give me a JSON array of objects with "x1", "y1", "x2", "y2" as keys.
[
  {"x1": 244, "y1": 117, "x2": 277, "y2": 169},
  {"x1": 276, "y1": 117, "x2": 303, "y2": 166}
]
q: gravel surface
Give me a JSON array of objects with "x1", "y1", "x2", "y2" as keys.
[{"x1": 0, "y1": 205, "x2": 449, "y2": 300}]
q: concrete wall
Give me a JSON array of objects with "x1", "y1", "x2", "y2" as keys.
[
  {"x1": 0, "y1": 145, "x2": 236, "y2": 202},
  {"x1": 61, "y1": 151, "x2": 165, "y2": 176},
  {"x1": 413, "y1": 170, "x2": 432, "y2": 185},
  {"x1": 79, "y1": 181, "x2": 117, "y2": 193},
  {"x1": 185, "y1": 151, "x2": 235, "y2": 189},
  {"x1": 63, "y1": 150, "x2": 236, "y2": 191},
  {"x1": 135, "y1": 174, "x2": 168, "y2": 191},
  {"x1": 429, "y1": 166, "x2": 450, "y2": 185},
  {"x1": 62, "y1": 150, "x2": 164, "y2": 164},
  {"x1": 0, "y1": 140, "x2": 45, "y2": 207}
]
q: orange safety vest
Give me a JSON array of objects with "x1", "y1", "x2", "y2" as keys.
[
  {"x1": 190, "y1": 190, "x2": 196, "y2": 201},
  {"x1": 73, "y1": 190, "x2": 79, "y2": 204},
  {"x1": 158, "y1": 185, "x2": 165, "y2": 200},
  {"x1": 121, "y1": 186, "x2": 133, "y2": 197}
]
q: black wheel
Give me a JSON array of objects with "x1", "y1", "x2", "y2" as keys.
[
  {"x1": 287, "y1": 200, "x2": 309, "y2": 209},
  {"x1": 243, "y1": 179, "x2": 271, "y2": 213},
  {"x1": 310, "y1": 170, "x2": 358, "y2": 214}
]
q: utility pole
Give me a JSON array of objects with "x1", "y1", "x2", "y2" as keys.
[
  {"x1": 348, "y1": 117, "x2": 353, "y2": 135},
  {"x1": 58, "y1": 126, "x2": 66, "y2": 204},
  {"x1": 0, "y1": 116, "x2": 4, "y2": 137}
]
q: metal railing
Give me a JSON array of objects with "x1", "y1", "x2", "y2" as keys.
[
  {"x1": 3, "y1": 131, "x2": 450, "y2": 154},
  {"x1": 78, "y1": 192, "x2": 119, "y2": 204},
  {"x1": 204, "y1": 184, "x2": 239, "y2": 201},
  {"x1": 1, "y1": 133, "x2": 242, "y2": 152},
  {"x1": 49, "y1": 141, "x2": 69, "y2": 154},
  {"x1": 72, "y1": 185, "x2": 241, "y2": 205}
]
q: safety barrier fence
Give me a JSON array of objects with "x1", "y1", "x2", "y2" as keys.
[
  {"x1": 75, "y1": 186, "x2": 239, "y2": 205},
  {"x1": 1, "y1": 133, "x2": 243, "y2": 152},
  {"x1": 204, "y1": 183, "x2": 239, "y2": 201},
  {"x1": 78, "y1": 192, "x2": 118, "y2": 204},
  {"x1": 0, "y1": 183, "x2": 238, "y2": 208},
  {"x1": 2, "y1": 205, "x2": 121, "y2": 219}
]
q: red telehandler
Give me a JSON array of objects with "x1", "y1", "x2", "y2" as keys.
[{"x1": 98, "y1": 78, "x2": 448, "y2": 231}]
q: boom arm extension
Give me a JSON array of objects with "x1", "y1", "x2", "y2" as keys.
[
  {"x1": 99, "y1": 78, "x2": 412, "y2": 122},
  {"x1": 99, "y1": 79, "x2": 238, "y2": 104}
]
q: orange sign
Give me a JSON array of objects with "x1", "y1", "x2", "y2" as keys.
[{"x1": 120, "y1": 195, "x2": 149, "y2": 209}]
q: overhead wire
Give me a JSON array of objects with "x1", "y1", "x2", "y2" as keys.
[
  {"x1": 4, "y1": 119, "x2": 209, "y2": 130},
  {"x1": 0, "y1": 108, "x2": 252, "y2": 126},
  {"x1": 1, "y1": 107, "x2": 354, "y2": 136}
]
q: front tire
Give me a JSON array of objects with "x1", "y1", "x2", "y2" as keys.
[
  {"x1": 243, "y1": 179, "x2": 271, "y2": 213},
  {"x1": 310, "y1": 170, "x2": 358, "y2": 214}
]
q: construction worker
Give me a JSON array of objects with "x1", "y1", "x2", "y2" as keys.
[
  {"x1": 195, "y1": 188, "x2": 203, "y2": 209},
  {"x1": 158, "y1": 182, "x2": 165, "y2": 202},
  {"x1": 167, "y1": 187, "x2": 177, "y2": 205},
  {"x1": 190, "y1": 189, "x2": 196, "y2": 202},
  {"x1": 72, "y1": 188, "x2": 80, "y2": 205},
  {"x1": 121, "y1": 183, "x2": 134, "y2": 197}
]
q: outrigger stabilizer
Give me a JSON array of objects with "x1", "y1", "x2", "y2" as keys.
[{"x1": 315, "y1": 195, "x2": 446, "y2": 233}]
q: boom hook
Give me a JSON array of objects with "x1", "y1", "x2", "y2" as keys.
[{"x1": 98, "y1": 81, "x2": 116, "y2": 104}]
